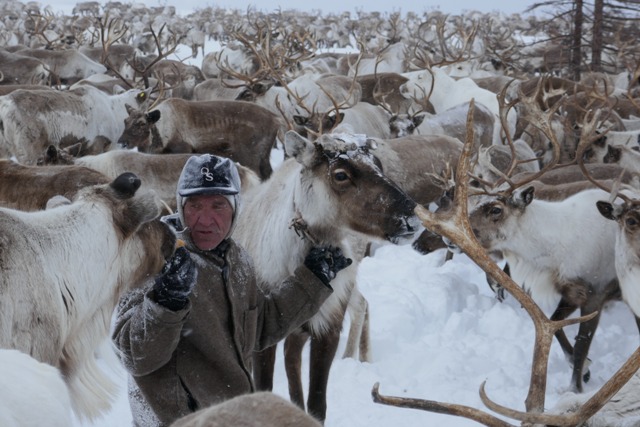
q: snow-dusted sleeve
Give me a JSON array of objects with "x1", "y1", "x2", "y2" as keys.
[
  {"x1": 111, "y1": 285, "x2": 191, "y2": 376},
  {"x1": 253, "y1": 265, "x2": 333, "y2": 351}
]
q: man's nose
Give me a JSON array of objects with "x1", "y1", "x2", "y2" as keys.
[{"x1": 196, "y1": 211, "x2": 217, "y2": 226}]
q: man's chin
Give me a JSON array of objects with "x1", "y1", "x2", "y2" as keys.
[{"x1": 192, "y1": 233, "x2": 222, "y2": 251}]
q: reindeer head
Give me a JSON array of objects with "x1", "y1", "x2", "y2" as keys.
[
  {"x1": 468, "y1": 186, "x2": 534, "y2": 252},
  {"x1": 117, "y1": 104, "x2": 161, "y2": 150},
  {"x1": 284, "y1": 130, "x2": 420, "y2": 243},
  {"x1": 597, "y1": 197, "x2": 640, "y2": 253}
]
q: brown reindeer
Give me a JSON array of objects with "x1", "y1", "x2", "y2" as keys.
[
  {"x1": 170, "y1": 392, "x2": 322, "y2": 427},
  {"x1": 37, "y1": 146, "x2": 261, "y2": 211},
  {"x1": 116, "y1": 99, "x2": 284, "y2": 180},
  {"x1": 0, "y1": 159, "x2": 110, "y2": 211},
  {"x1": 233, "y1": 130, "x2": 420, "y2": 422}
]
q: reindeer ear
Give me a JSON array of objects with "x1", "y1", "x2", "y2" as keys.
[
  {"x1": 146, "y1": 110, "x2": 161, "y2": 124},
  {"x1": 45, "y1": 144, "x2": 59, "y2": 161},
  {"x1": 511, "y1": 186, "x2": 535, "y2": 208},
  {"x1": 413, "y1": 114, "x2": 426, "y2": 127},
  {"x1": 110, "y1": 172, "x2": 142, "y2": 199},
  {"x1": 284, "y1": 130, "x2": 314, "y2": 166},
  {"x1": 596, "y1": 200, "x2": 618, "y2": 221}
]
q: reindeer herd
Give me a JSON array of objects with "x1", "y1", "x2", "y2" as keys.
[{"x1": 2, "y1": 0, "x2": 640, "y2": 425}]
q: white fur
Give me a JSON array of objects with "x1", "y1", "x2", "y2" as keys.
[
  {"x1": 0, "y1": 183, "x2": 163, "y2": 420},
  {"x1": 0, "y1": 349, "x2": 72, "y2": 427},
  {"x1": 400, "y1": 67, "x2": 517, "y2": 143},
  {"x1": 472, "y1": 189, "x2": 619, "y2": 306},
  {"x1": 332, "y1": 102, "x2": 393, "y2": 139},
  {"x1": 234, "y1": 158, "x2": 353, "y2": 336}
]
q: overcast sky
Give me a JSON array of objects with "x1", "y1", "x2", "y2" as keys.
[{"x1": 51, "y1": 0, "x2": 537, "y2": 17}]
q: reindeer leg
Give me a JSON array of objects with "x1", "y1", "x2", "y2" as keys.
[
  {"x1": 284, "y1": 329, "x2": 310, "y2": 411},
  {"x1": 342, "y1": 286, "x2": 369, "y2": 361},
  {"x1": 307, "y1": 328, "x2": 341, "y2": 423},
  {"x1": 571, "y1": 308, "x2": 601, "y2": 393},
  {"x1": 359, "y1": 299, "x2": 371, "y2": 363},
  {"x1": 252, "y1": 345, "x2": 276, "y2": 391},
  {"x1": 550, "y1": 297, "x2": 579, "y2": 362},
  {"x1": 572, "y1": 279, "x2": 622, "y2": 391}
]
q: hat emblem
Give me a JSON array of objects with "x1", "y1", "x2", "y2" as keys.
[{"x1": 201, "y1": 166, "x2": 215, "y2": 182}]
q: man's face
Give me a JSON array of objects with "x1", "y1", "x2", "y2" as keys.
[{"x1": 183, "y1": 194, "x2": 233, "y2": 251}]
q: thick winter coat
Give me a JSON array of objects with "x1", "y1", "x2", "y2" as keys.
[{"x1": 112, "y1": 232, "x2": 332, "y2": 427}]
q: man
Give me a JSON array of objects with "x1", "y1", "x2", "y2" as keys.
[{"x1": 112, "y1": 154, "x2": 351, "y2": 426}]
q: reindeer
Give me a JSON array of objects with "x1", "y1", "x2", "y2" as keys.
[
  {"x1": 169, "y1": 392, "x2": 322, "y2": 427},
  {"x1": 388, "y1": 100, "x2": 496, "y2": 146},
  {"x1": 467, "y1": 183, "x2": 621, "y2": 393},
  {"x1": 399, "y1": 67, "x2": 518, "y2": 144},
  {"x1": 0, "y1": 49, "x2": 49, "y2": 85},
  {"x1": 233, "y1": 130, "x2": 420, "y2": 422},
  {"x1": 0, "y1": 173, "x2": 175, "y2": 420},
  {"x1": 116, "y1": 99, "x2": 284, "y2": 180},
  {"x1": 0, "y1": 84, "x2": 151, "y2": 164},
  {"x1": 37, "y1": 146, "x2": 261, "y2": 211},
  {"x1": 371, "y1": 100, "x2": 640, "y2": 426},
  {"x1": 292, "y1": 101, "x2": 394, "y2": 140},
  {"x1": 0, "y1": 159, "x2": 110, "y2": 211},
  {"x1": 12, "y1": 47, "x2": 107, "y2": 84},
  {"x1": 597, "y1": 191, "x2": 640, "y2": 321}
]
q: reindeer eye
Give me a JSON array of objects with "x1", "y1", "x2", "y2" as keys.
[
  {"x1": 333, "y1": 170, "x2": 349, "y2": 182},
  {"x1": 489, "y1": 206, "x2": 502, "y2": 216},
  {"x1": 626, "y1": 217, "x2": 638, "y2": 227}
]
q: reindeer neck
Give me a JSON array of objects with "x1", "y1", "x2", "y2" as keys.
[{"x1": 149, "y1": 124, "x2": 163, "y2": 151}]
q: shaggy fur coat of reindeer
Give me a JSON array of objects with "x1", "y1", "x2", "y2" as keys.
[{"x1": 0, "y1": 174, "x2": 174, "y2": 420}]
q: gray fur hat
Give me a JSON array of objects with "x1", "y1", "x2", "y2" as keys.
[{"x1": 176, "y1": 154, "x2": 242, "y2": 240}]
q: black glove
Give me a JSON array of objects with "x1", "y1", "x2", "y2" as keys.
[
  {"x1": 153, "y1": 247, "x2": 198, "y2": 310},
  {"x1": 304, "y1": 245, "x2": 352, "y2": 287}
]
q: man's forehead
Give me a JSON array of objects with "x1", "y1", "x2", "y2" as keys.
[{"x1": 185, "y1": 194, "x2": 230, "y2": 203}]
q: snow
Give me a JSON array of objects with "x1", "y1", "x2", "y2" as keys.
[{"x1": 70, "y1": 203, "x2": 639, "y2": 426}]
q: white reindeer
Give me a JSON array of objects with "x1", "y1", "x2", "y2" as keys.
[
  {"x1": 399, "y1": 67, "x2": 517, "y2": 144},
  {"x1": 468, "y1": 186, "x2": 624, "y2": 393},
  {"x1": 233, "y1": 130, "x2": 420, "y2": 422},
  {"x1": 596, "y1": 191, "x2": 640, "y2": 319},
  {"x1": 0, "y1": 173, "x2": 174, "y2": 420}
]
